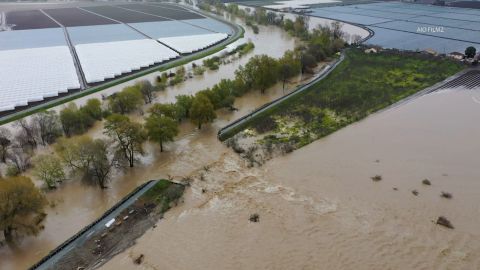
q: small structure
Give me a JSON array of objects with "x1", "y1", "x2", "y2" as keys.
[
  {"x1": 423, "y1": 48, "x2": 438, "y2": 56},
  {"x1": 447, "y1": 52, "x2": 464, "y2": 60},
  {"x1": 364, "y1": 47, "x2": 378, "y2": 54}
]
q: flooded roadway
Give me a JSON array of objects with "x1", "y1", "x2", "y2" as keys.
[{"x1": 100, "y1": 85, "x2": 480, "y2": 270}]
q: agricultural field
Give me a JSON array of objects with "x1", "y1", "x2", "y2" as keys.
[
  {"x1": 0, "y1": 2, "x2": 234, "y2": 113},
  {"x1": 225, "y1": 48, "x2": 464, "y2": 164}
]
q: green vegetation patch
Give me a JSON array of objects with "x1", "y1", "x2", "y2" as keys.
[
  {"x1": 140, "y1": 180, "x2": 185, "y2": 212},
  {"x1": 228, "y1": 48, "x2": 464, "y2": 149}
]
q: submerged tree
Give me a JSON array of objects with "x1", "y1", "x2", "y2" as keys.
[
  {"x1": 104, "y1": 114, "x2": 146, "y2": 167},
  {"x1": 33, "y1": 111, "x2": 62, "y2": 145},
  {"x1": 190, "y1": 94, "x2": 216, "y2": 129},
  {"x1": 175, "y1": 95, "x2": 194, "y2": 119},
  {"x1": 33, "y1": 154, "x2": 66, "y2": 189},
  {"x1": 108, "y1": 86, "x2": 143, "y2": 114},
  {"x1": 0, "y1": 127, "x2": 12, "y2": 163},
  {"x1": 0, "y1": 176, "x2": 47, "y2": 243},
  {"x1": 55, "y1": 136, "x2": 115, "y2": 188},
  {"x1": 80, "y1": 98, "x2": 103, "y2": 121},
  {"x1": 279, "y1": 50, "x2": 301, "y2": 91},
  {"x1": 59, "y1": 103, "x2": 95, "y2": 136},
  {"x1": 138, "y1": 80, "x2": 155, "y2": 104},
  {"x1": 145, "y1": 114, "x2": 179, "y2": 152},
  {"x1": 14, "y1": 118, "x2": 38, "y2": 149},
  {"x1": 6, "y1": 145, "x2": 31, "y2": 175}
]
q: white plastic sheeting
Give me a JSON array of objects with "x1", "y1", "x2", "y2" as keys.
[
  {"x1": 0, "y1": 46, "x2": 80, "y2": 111},
  {"x1": 76, "y1": 39, "x2": 179, "y2": 83},
  {"x1": 158, "y1": 33, "x2": 228, "y2": 54}
]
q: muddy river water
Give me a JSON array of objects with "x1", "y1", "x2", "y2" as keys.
[
  {"x1": 7, "y1": 10, "x2": 467, "y2": 270},
  {"x1": 0, "y1": 13, "x2": 370, "y2": 269},
  {"x1": 99, "y1": 86, "x2": 480, "y2": 270}
]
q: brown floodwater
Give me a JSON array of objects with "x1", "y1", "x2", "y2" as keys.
[
  {"x1": 99, "y1": 86, "x2": 480, "y2": 270},
  {"x1": 0, "y1": 17, "x2": 310, "y2": 270},
  {"x1": 0, "y1": 10, "x2": 373, "y2": 269}
]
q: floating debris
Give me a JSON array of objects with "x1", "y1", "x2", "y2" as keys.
[
  {"x1": 371, "y1": 175, "x2": 382, "y2": 182},
  {"x1": 436, "y1": 216, "x2": 454, "y2": 229},
  {"x1": 422, "y1": 179, "x2": 431, "y2": 186},
  {"x1": 412, "y1": 190, "x2": 419, "y2": 196},
  {"x1": 134, "y1": 254, "x2": 144, "y2": 265},
  {"x1": 393, "y1": 187, "x2": 398, "y2": 191},
  {"x1": 441, "y1": 192, "x2": 452, "y2": 199},
  {"x1": 249, "y1": 213, "x2": 260, "y2": 222}
]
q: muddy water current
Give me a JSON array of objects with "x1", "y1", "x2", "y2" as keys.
[
  {"x1": 0, "y1": 17, "x2": 304, "y2": 270},
  {"x1": 100, "y1": 86, "x2": 480, "y2": 270}
]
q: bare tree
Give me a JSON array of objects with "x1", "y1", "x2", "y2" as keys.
[
  {"x1": 55, "y1": 136, "x2": 116, "y2": 188},
  {"x1": 33, "y1": 111, "x2": 62, "y2": 145},
  {"x1": 104, "y1": 114, "x2": 146, "y2": 167},
  {"x1": 0, "y1": 128, "x2": 12, "y2": 163},
  {"x1": 14, "y1": 119, "x2": 38, "y2": 148},
  {"x1": 6, "y1": 145, "x2": 32, "y2": 174},
  {"x1": 138, "y1": 80, "x2": 155, "y2": 104}
]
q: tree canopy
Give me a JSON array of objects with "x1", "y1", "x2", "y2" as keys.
[
  {"x1": 145, "y1": 114, "x2": 179, "y2": 152},
  {"x1": 190, "y1": 94, "x2": 216, "y2": 129},
  {"x1": 104, "y1": 114, "x2": 146, "y2": 167},
  {"x1": 33, "y1": 154, "x2": 66, "y2": 189},
  {"x1": 0, "y1": 176, "x2": 47, "y2": 243},
  {"x1": 465, "y1": 46, "x2": 477, "y2": 58}
]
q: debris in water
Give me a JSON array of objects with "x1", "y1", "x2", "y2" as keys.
[
  {"x1": 249, "y1": 213, "x2": 260, "y2": 222},
  {"x1": 393, "y1": 187, "x2": 398, "y2": 191},
  {"x1": 375, "y1": 159, "x2": 380, "y2": 163},
  {"x1": 441, "y1": 192, "x2": 452, "y2": 199},
  {"x1": 201, "y1": 188, "x2": 207, "y2": 193},
  {"x1": 422, "y1": 179, "x2": 431, "y2": 185},
  {"x1": 371, "y1": 175, "x2": 382, "y2": 182},
  {"x1": 134, "y1": 254, "x2": 144, "y2": 265},
  {"x1": 436, "y1": 216, "x2": 454, "y2": 229},
  {"x1": 412, "y1": 190, "x2": 419, "y2": 196}
]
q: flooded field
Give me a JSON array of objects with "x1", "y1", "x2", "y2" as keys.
[
  {"x1": 0, "y1": 9, "x2": 385, "y2": 270},
  {"x1": 101, "y1": 86, "x2": 480, "y2": 270},
  {"x1": 0, "y1": 17, "x2": 304, "y2": 270}
]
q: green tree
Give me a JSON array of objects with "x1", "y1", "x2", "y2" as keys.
[
  {"x1": 108, "y1": 86, "x2": 143, "y2": 114},
  {"x1": 104, "y1": 114, "x2": 146, "y2": 167},
  {"x1": 283, "y1": 18, "x2": 294, "y2": 32},
  {"x1": 60, "y1": 103, "x2": 95, "y2": 136},
  {"x1": 465, "y1": 46, "x2": 476, "y2": 58},
  {"x1": 33, "y1": 154, "x2": 66, "y2": 189},
  {"x1": 190, "y1": 94, "x2": 216, "y2": 129},
  {"x1": 175, "y1": 95, "x2": 194, "y2": 119},
  {"x1": 149, "y1": 103, "x2": 178, "y2": 119},
  {"x1": 279, "y1": 50, "x2": 301, "y2": 90},
  {"x1": 237, "y1": 55, "x2": 279, "y2": 94},
  {"x1": 0, "y1": 176, "x2": 47, "y2": 243},
  {"x1": 145, "y1": 114, "x2": 179, "y2": 152},
  {"x1": 80, "y1": 98, "x2": 103, "y2": 120},
  {"x1": 210, "y1": 79, "x2": 236, "y2": 109}
]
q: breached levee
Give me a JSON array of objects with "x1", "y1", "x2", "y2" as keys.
[{"x1": 29, "y1": 180, "x2": 185, "y2": 270}]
